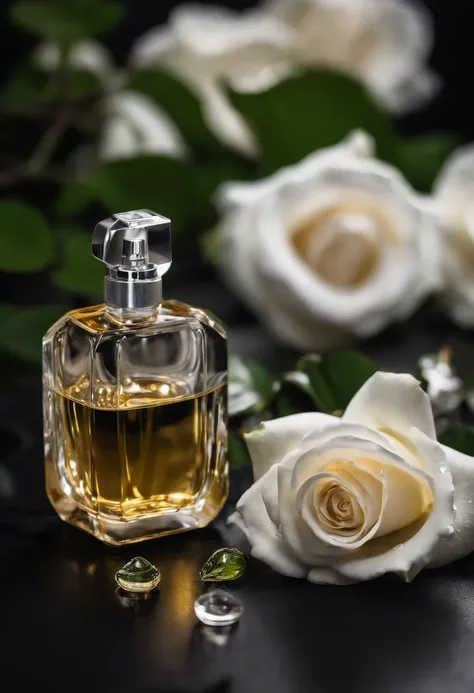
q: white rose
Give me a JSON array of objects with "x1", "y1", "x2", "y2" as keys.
[
  {"x1": 130, "y1": 5, "x2": 294, "y2": 155},
  {"x1": 35, "y1": 41, "x2": 187, "y2": 161},
  {"x1": 269, "y1": 0, "x2": 439, "y2": 113},
  {"x1": 130, "y1": 1, "x2": 438, "y2": 156},
  {"x1": 230, "y1": 372, "x2": 474, "y2": 584},
  {"x1": 432, "y1": 145, "x2": 474, "y2": 326},
  {"x1": 216, "y1": 131, "x2": 441, "y2": 351}
]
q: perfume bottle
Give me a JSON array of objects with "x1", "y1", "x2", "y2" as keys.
[{"x1": 43, "y1": 210, "x2": 228, "y2": 545}]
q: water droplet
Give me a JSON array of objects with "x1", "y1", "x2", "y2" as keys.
[
  {"x1": 439, "y1": 465, "x2": 448, "y2": 475},
  {"x1": 115, "y1": 557, "x2": 161, "y2": 593},
  {"x1": 453, "y1": 502, "x2": 457, "y2": 512},
  {"x1": 194, "y1": 590, "x2": 242, "y2": 626},
  {"x1": 441, "y1": 525, "x2": 455, "y2": 539},
  {"x1": 200, "y1": 548, "x2": 247, "y2": 582}
]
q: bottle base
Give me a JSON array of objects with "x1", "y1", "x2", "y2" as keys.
[{"x1": 53, "y1": 495, "x2": 227, "y2": 545}]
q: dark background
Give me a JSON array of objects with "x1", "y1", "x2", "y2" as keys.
[{"x1": 3, "y1": 2, "x2": 474, "y2": 692}]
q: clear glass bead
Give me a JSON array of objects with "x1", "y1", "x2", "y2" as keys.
[{"x1": 194, "y1": 589, "x2": 242, "y2": 626}]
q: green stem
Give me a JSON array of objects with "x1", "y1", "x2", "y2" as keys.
[{"x1": 27, "y1": 116, "x2": 68, "y2": 175}]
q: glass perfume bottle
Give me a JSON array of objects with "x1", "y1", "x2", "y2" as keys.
[{"x1": 43, "y1": 210, "x2": 228, "y2": 545}]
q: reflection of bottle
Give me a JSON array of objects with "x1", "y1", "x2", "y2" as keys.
[{"x1": 43, "y1": 210, "x2": 228, "y2": 545}]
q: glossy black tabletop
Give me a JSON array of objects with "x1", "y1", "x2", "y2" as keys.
[{"x1": 3, "y1": 292, "x2": 474, "y2": 693}]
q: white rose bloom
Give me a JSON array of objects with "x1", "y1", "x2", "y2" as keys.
[
  {"x1": 216, "y1": 131, "x2": 441, "y2": 351},
  {"x1": 433, "y1": 145, "x2": 474, "y2": 326},
  {"x1": 130, "y1": 5, "x2": 294, "y2": 155},
  {"x1": 35, "y1": 41, "x2": 186, "y2": 161},
  {"x1": 269, "y1": 0, "x2": 439, "y2": 113},
  {"x1": 230, "y1": 372, "x2": 474, "y2": 584}
]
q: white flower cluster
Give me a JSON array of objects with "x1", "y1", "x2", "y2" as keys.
[{"x1": 35, "y1": 2, "x2": 474, "y2": 340}]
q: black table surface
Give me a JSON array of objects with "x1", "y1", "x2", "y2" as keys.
[{"x1": 3, "y1": 287, "x2": 474, "y2": 693}]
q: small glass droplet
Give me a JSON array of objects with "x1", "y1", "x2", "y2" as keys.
[
  {"x1": 115, "y1": 557, "x2": 161, "y2": 593},
  {"x1": 194, "y1": 589, "x2": 243, "y2": 626},
  {"x1": 441, "y1": 525, "x2": 455, "y2": 539},
  {"x1": 200, "y1": 548, "x2": 247, "y2": 582},
  {"x1": 440, "y1": 465, "x2": 448, "y2": 475}
]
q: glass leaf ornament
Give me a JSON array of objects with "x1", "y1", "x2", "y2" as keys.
[{"x1": 200, "y1": 548, "x2": 247, "y2": 582}]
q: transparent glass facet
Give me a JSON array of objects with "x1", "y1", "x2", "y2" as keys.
[{"x1": 43, "y1": 300, "x2": 228, "y2": 545}]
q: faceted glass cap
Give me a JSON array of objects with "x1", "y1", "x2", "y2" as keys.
[{"x1": 92, "y1": 209, "x2": 172, "y2": 276}]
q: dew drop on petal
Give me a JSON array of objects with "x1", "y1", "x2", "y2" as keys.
[
  {"x1": 441, "y1": 525, "x2": 455, "y2": 539},
  {"x1": 439, "y1": 465, "x2": 448, "y2": 475}
]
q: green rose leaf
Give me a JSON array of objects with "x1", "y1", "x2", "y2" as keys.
[
  {"x1": 229, "y1": 354, "x2": 274, "y2": 417},
  {"x1": 86, "y1": 155, "x2": 210, "y2": 235},
  {"x1": 0, "y1": 201, "x2": 53, "y2": 273},
  {"x1": 393, "y1": 132, "x2": 459, "y2": 193},
  {"x1": 297, "y1": 354, "x2": 338, "y2": 413},
  {"x1": 439, "y1": 424, "x2": 474, "y2": 457},
  {"x1": 229, "y1": 69, "x2": 395, "y2": 173},
  {"x1": 273, "y1": 370, "x2": 321, "y2": 417},
  {"x1": 53, "y1": 231, "x2": 104, "y2": 299},
  {"x1": 11, "y1": 0, "x2": 123, "y2": 42},
  {"x1": 319, "y1": 350, "x2": 380, "y2": 412},
  {"x1": 228, "y1": 429, "x2": 252, "y2": 468},
  {"x1": 0, "y1": 304, "x2": 64, "y2": 362}
]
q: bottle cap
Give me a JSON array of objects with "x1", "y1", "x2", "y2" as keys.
[{"x1": 92, "y1": 210, "x2": 171, "y2": 309}]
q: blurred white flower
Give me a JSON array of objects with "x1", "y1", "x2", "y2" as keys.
[
  {"x1": 433, "y1": 145, "x2": 474, "y2": 326},
  {"x1": 100, "y1": 91, "x2": 187, "y2": 160},
  {"x1": 217, "y1": 131, "x2": 441, "y2": 350},
  {"x1": 130, "y1": 5, "x2": 294, "y2": 155},
  {"x1": 130, "y1": 1, "x2": 438, "y2": 156},
  {"x1": 270, "y1": 0, "x2": 439, "y2": 113},
  {"x1": 35, "y1": 41, "x2": 187, "y2": 161},
  {"x1": 35, "y1": 40, "x2": 113, "y2": 81}
]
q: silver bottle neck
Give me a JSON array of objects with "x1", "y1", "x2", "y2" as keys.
[{"x1": 105, "y1": 266, "x2": 162, "y2": 309}]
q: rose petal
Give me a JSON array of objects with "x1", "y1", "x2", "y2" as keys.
[
  {"x1": 428, "y1": 443, "x2": 474, "y2": 568},
  {"x1": 343, "y1": 371, "x2": 436, "y2": 440},
  {"x1": 245, "y1": 412, "x2": 336, "y2": 480},
  {"x1": 434, "y1": 144, "x2": 474, "y2": 209},
  {"x1": 332, "y1": 429, "x2": 454, "y2": 582},
  {"x1": 101, "y1": 92, "x2": 188, "y2": 160},
  {"x1": 232, "y1": 467, "x2": 306, "y2": 577},
  {"x1": 278, "y1": 456, "x2": 342, "y2": 564},
  {"x1": 35, "y1": 40, "x2": 113, "y2": 80},
  {"x1": 307, "y1": 567, "x2": 355, "y2": 586}
]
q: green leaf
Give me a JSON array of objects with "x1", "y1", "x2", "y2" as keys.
[
  {"x1": 0, "y1": 201, "x2": 53, "y2": 273},
  {"x1": 200, "y1": 225, "x2": 221, "y2": 265},
  {"x1": 128, "y1": 69, "x2": 224, "y2": 157},
  {"x1": 229, "y1": 69, "x2": 395, "y2": 172},
  {"x1": 54, "y1": 180, "x2": 95, "y2": 221},
  {"x1": 86, "y1": 156, "x2": 209, "y2": 234},
  {"x1": 320, "y1": 350, "x2": 380, "y2": 412},
  {"x1": 0, "y1": 304, "x2": 64, "y2": 362},
  {"x1": 439, "y1": 424, "x2": 474, "y2": 457},
  {"x1": 273, "y1": 371, "x2": 320, "y2": 417},
  {"x1": 297, "y1": 354, "x2": 338, "y2": 413},
  {"x1": 228, "y1": 354, "x2": 274, "y2": 417},
  {"x1": 228, "y1": 429, "x2": 252, "y2": 468},
  {"x1": 53, "y1": 231, "x2": 104, "y2": 299},
  {"x1": 11, "y1": 0, "x2": 123, "y2": 42},
  {"x1": 393, "y1": 132, "x2": 459, "y2": 193}
]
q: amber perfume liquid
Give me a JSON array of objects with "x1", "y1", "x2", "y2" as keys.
[
  {"x1": 44, "y1": 300, "x2": 228, "y2": 546},
  {"x1": 45, "y1": 380, "x2": 228, "y2": 544}
]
